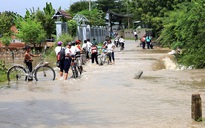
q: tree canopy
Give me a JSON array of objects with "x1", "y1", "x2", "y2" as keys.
[
  {"x1": 16, "y1": 18, "x2": 46, "y2": 47},
  {"x1": 160, "y1": 0, "x2": 205, "y2": 68},
  {"x1": 0, "y1": 11, "x2": 17, "y2": 37}
]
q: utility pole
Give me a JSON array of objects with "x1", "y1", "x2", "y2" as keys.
[
  {"x1": 89, "y1": 0, "x2": 91, "y2": 11},
  {"x1": 127, "y1": 0, "x2": 130, "y2": 28}
]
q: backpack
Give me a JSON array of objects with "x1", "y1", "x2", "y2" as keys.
[
  {"x1": 57, "y1": 47, "x2": 65, "y2": 61},
  {"x1": 146, "y1": 36, "x2": 151, "y2": 42},
  {"x1": 140, "y1": 37, "x2": 145, "y2": 42},
  {"x1": 91, "y1": 46, "x2": 98, "y2": 54}
]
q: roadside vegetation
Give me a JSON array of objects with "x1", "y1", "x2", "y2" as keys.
[{"x1": 0, "y1": 61, "x2": 8, "y2": 84}]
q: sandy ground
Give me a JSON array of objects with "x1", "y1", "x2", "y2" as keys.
[{"x1": 1, "y1": 40, "x2": 205, "y2": 128}]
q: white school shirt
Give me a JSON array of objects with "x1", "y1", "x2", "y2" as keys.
[
  {"x1": 106, "y1": 43, "x2": 115, "y2": 53},
  {"x1": 82, "y1": 43, "x2": 87, "y2": 50},
  {"x1": 55, "y1": 46, "x2": 64, "y2": 55},
  {"x1": 119, "y1": 38, "x2": 124, "y2": 43},
  {"x1": 65, "y1": 47, "x2": 72, "y2": 57},
  {"x1": 86, "y1": 41, "x2": 92, "y2": 52},
  {"x1": 70, "y1": 46, "x2": 80, "y2": 55}
]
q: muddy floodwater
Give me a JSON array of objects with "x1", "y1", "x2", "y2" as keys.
[{"x1": 1, "y1": 40, "x2": 205, "y2": 128}]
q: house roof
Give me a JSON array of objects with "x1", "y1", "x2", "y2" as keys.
[
  {"x1": 9, "y1": 43, "x2": 25, "y2": 48},
  {"x1": 52, "y1": 10, "x2": 72, "y2": 20},
  {"x1": 0, "y1": 42, "x2": 25, "y2": 49}
]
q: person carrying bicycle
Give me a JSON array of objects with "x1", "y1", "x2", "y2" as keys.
[
  {"x1": 24, "y1": 45, "x2": 41, "y2": 80},
  {"x1": 104, "y1": 39, "x2": 115, "y2": 64},
  {"x1": 64, "y1": 42, "x2": 80, "y2": 80},
  {"x1": 75, "y1": 40, "x2": 84, "y2": 73}
]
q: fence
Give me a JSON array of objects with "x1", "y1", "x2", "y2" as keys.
[{"x1": 77, "y1": 25, "x2": 109, "y2": 43}]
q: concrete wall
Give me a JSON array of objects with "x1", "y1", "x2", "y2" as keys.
[{"x1": 117, "y1": 29, "x2": 147, "y2": 39}]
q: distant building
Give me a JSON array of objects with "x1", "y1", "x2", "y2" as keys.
[{"x1": 0, "y1": 25, "x2": 25, "y2": 50}]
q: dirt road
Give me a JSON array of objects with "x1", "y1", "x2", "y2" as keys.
[{"x1": 1, "y1": 40, "x2": 205, "y2": 128}]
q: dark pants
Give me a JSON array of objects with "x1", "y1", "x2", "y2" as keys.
[
  {"x1": 91, "y1": 53, "x2": 98, "y2": 64},
  {"x1": 111, "y1": 52, "x2": 115, "y2": 62},
  {"x1": 119, "y1": 42, "x2": 124, "y2": 50},
  {"x1": 25, "y1": 61, "x2": 32, "y2": 72},
  {"x1": 135, "y1": 35, "x2": 138, "y2": 41},
  {"x1": 86, "y1": 51, "x2": 90, "y2": 59},
  {"x1": 59, "y1": 60, "x2": 64, "y2": 72},
  {"x1": 64, "y1": 59, "x2": 71, "y2": 73},
  {"x1": 147, "y1": 42, "x2": 151, "y2": 49},
  {"x1": 142, "y1": 42, "x2": 146, "y2": 49}
]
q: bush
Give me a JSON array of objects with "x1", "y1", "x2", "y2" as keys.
[
  {"x1": 56, "y1": 33, "x2": 73, "y2": 46},
  {"x1": 0, "y1": 60, "x2": 8, "y2": 83}
]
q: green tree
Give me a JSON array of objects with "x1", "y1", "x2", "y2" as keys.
[
  {"x1": 0, "y1": 36, "x2": 11, "y2": 46},
  {"x1": 0, "y1": 11, "x2": 15, "y2": 37},
  {"x1": 16, "y1": 18, "x2": 46, "y2": 51},
  {"x1": 78, "y1": 9, "x2": 105, "y2": 26},
  {"x1": 41, "y1": 2, "x2": 56, "y2": 39},
  {"x1": 67, "y1": 20, "x2": 77, "y2": 37},
  {"x1": 0, "y1": 11, "x2": 21, "y2": 47},
  {"x1": 132, "y1": 0, "x2": 190, "y2": 36},
  {"x1": 23, "y1": 3, "x2": 56, "y2": 40},
  {"x1": 160, "y1": 0, "x2": 205, "y2": 68},
  {"x1": 69, "y1": 0, "x2": 90, "y2": 15},
  {"x1": 96, "y1": 0, "x2": 116, "y2": 12}
]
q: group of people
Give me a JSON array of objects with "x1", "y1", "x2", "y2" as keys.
[
  {"x1": 55, "y1": 40, "x2": 84, "y2": 80},
  {"x1": 140, "y1": 34, "x2": 153, "y2": 49},
  {"x1": 133, "y1": 30, "x2": 153, "y2": 49},
  {"x1": 55, "y1": 37, "x2": 117, "y2": 80},
  {"x1": 114, "y1": 35, "x2": 125, "y2": 50}
]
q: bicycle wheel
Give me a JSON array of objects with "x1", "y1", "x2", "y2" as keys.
[
  {"x1": 106, "y1": 53, "x2": 111, "y2": 65},
  {"x1": 34, "y1": 65, "x2": 56, "y2": 81},
  {"x1": 72, "y1": 66, "x2": 78, "y2": 79},
  {"x1": 98, "y1": 54, "x2": 103, "y2": 65},
  {"x1": 7, "y1": 66, "x2": 27, "y2": 83},
  {"x1": 78, "y1": 66, "x2": 83, "y2": 75}
]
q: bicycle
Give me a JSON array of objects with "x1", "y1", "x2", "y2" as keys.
[
  {"x1": 98, "y1": 50, "x2": 111, "y2": 65},
  {"x1": 105, "y1": 52, "x2": 111, "y2": 65},
  {"x1": 70, "y1": 55, "x2": 79, "y2": 79},
  {"x1": 7, "y1": 50, "x2": 56, "y2": 83},
  {"x1": 75, "y1": 52, "x2": 83, "y2": 75},
  {"x1": 97, "y1": 48, "x2": 107, "y2": 65}
]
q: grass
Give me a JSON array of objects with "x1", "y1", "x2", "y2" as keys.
[{"x1": 0, "y1": 70, "x2": 7, "y2": 83}]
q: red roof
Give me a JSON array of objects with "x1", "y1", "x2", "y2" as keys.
[
  {"x1": 0, "y1": 42, "x2": 25, "y2": 49},
  {"x1": 9, "y1": 43, "x2": 25, "y2": 48}
]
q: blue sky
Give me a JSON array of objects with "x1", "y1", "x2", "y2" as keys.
[{"x1": 0, "y1": 0, "x2": 80, "y2": 16}]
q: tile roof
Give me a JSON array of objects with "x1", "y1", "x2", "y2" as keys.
[{"x1": 52, "y1": 10, "x2": 72, "y2": 19}]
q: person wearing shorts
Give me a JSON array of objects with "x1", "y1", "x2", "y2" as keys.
[
  {"x1": 55, "y1": 41, "x2": 64, "y2": 79},
  {"x1": 63, "y1": 42, "x2": 72, "y2": 80}
]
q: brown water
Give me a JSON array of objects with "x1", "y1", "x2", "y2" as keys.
[{"x1": 0, "y1": 40, "x2": 205, "y2": 128}]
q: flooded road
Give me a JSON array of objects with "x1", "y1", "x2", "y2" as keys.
[{"x1": 1, "y1": 40, "x2": 205, "y2": 128}]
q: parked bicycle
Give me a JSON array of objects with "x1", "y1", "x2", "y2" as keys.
[{"x1": 7, "y1": 47, "x2": 56, "y2": 83}]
